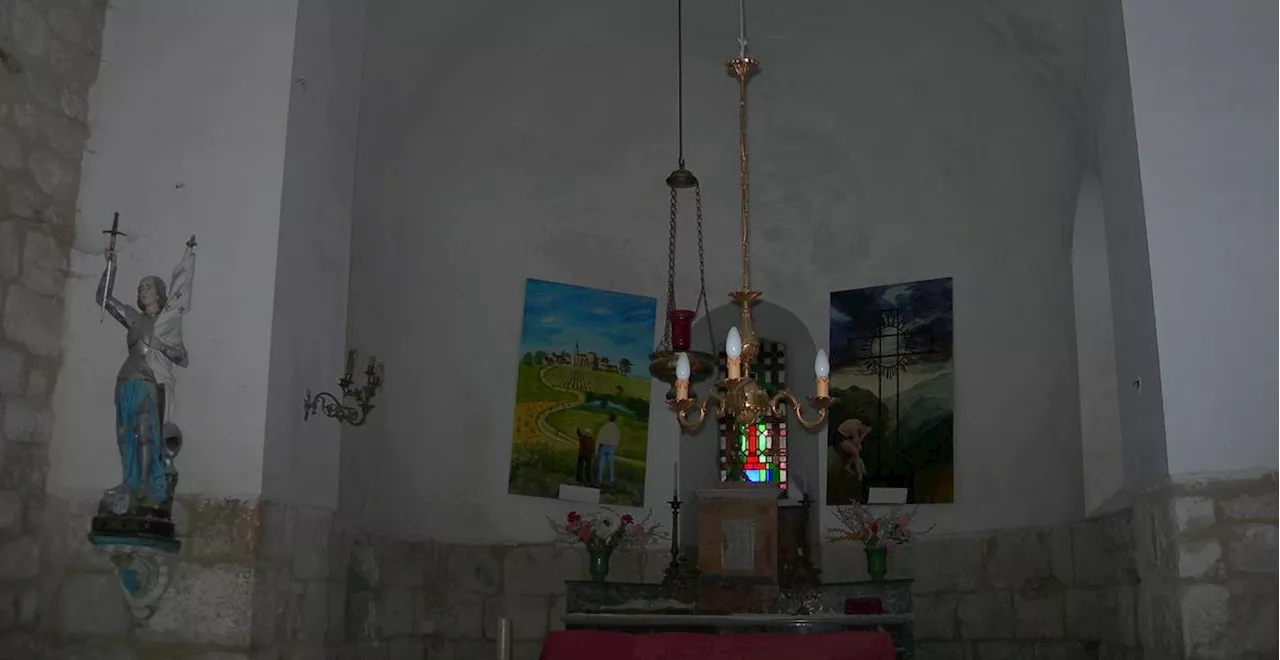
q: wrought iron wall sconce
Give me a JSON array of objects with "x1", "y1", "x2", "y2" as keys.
[{"x1": 303, "y1": 349, "x2": 384, "y2": 426}]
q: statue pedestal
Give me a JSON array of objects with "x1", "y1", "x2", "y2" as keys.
[
  {"x1": 90, "y1": 513, "x2": 180, "y2": 553},
  {"x1": 89, "y1": 507, "x2": 181, "y2": 621}
]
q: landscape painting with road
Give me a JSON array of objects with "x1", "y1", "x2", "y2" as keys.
[{"x1": 507, "y1": 278, "x2": 656, "y2": 506}]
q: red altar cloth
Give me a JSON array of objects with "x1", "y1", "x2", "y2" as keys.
[{"x1": 539, "y1": 630, "x2": 896, "y2": 660}]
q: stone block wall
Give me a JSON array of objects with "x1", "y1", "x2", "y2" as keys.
[
  {"x1": 331, "y1": 532, "x2": 672, "y2": 660},
  {"x1": 822, "y1": 511, "x2": 1142, "y2": 659},
  {"x1": 1131, "y1": 471, "x2": 1277, "y2": 660},
  {"x1": 0, "y1": 0, "x2": 108, "y2": 656},
  {"x1": 328, "y1": 515, "x2": 1148, "y2": 660},
  {"x1": 26, "y1": 485, "x2": 1273, "y2": 659},
  {"x1": 29, "y1": 494, "x2": 342, "y2": 658}
]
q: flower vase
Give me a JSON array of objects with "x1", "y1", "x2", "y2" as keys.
[
  {"x1": 588, "y1": 548, "x2": 612, "y2": 581},
  {"x1": 864, "y1": 546, "x2": 888, "y2": 581}
]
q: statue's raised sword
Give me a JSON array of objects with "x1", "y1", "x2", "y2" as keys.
[{"x1": 100, "y1": 212, "x2": 126, "y2": 323}]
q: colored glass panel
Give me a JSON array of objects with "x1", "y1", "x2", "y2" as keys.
[{"x1": 717, "y1": 340, "x2": 789, "y2": 491}]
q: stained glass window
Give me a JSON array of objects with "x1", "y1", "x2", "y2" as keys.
[{"x1": 718, "y1": 339, "x2": 788, "y2": 492}]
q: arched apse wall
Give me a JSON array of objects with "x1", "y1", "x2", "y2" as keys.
[
  {"x1": 345, "y1": 0, "x2": 1086, "y2": 541},
  {"x1": 680, "y1": 301, "x2": 821, "y2": 545},
  {"x1": 1071, "y1": 169, "x2": 1125, "y2": 514}
]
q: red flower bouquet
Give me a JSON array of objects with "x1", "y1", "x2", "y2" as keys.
[
  {"x1": 827, "y1": 503, "x2": 931, "y2": 550},
  {"x1": 548, "y1": 509, "x2": 666, "y2": 553}
]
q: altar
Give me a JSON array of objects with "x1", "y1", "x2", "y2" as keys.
[
  {"x1": 554, "y1": 463, "x2": 917, "y2": 657},
  {"x1": 561, "y1": 579, "x2": 915, "y2": 659}
]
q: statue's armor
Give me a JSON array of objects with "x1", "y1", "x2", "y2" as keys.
[{"x1": 119, "y1": 314, "x2": 158, "y2": 384}]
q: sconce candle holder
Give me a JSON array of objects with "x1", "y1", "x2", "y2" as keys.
[{"x1": 303, "y1": 350, "x2": 384, "y2": 426}]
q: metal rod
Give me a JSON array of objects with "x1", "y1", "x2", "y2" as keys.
[{"x1": 677, "y1": 0, "x2": 685, "y2": 167}]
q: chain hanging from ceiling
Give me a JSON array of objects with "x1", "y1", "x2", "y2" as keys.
[{"x1": 650, "y1": 0, "x2": 719, "y2": 394}]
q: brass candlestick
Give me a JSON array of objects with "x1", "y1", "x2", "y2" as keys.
[
  {"x1": 303, "y1": 349, "x2": 384, "y2": 426},
  {"x1": 662, "y1": 494, "x2": 683, "y2": 586}
]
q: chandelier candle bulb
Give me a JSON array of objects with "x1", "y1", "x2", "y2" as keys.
[
  {"x1": 815, "y1": 349, "x2": 830, "y2": 397},
  {"x1": 344, "y1": 350, "x2": 356, "y2": 379},
  {"x1": 675, "y1": 352, "x2": 691, "y2": 400},
  {"x1": 725, "y1": 327, "x2": 743, "y2": 358},
  {"x1": 725, "y1": 327, "x2": 743, "y2": 379}
]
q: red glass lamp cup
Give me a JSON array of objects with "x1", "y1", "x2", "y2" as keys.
[{"x1": 668, "y1": 309, "x2": 695, "y2": 352}]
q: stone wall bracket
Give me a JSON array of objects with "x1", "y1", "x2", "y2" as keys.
[{"x1": 89, "y1": 535, "x2": 180, "y2": 622}]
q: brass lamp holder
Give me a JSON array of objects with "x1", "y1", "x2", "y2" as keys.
[{"x1": 649, "y1": 0, "x2": 719, "y2": 397}]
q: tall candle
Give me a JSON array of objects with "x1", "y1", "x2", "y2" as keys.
[
  {"x1": 496, "y1": 617, "x2": 511, "y2": 659},
  {"x1": 345, "y1": 350, "x2": 356, "y2": 378},
  {"x1": 673, "y1": 461, "x2": 680, "y2": 499}
]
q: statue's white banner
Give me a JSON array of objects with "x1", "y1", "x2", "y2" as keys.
[{"x1": 147, "y1": 243, "x2": 195, "y2": 423}]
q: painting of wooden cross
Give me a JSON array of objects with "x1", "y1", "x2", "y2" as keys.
[
  {"x1": 717, "y1": 340, "x2": 789, "y2": 491},
  {"x1": 844, "y1": 309, "x2": 937, "y2": 480}
]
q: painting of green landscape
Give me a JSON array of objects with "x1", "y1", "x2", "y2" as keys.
[
  {"x1": 826, "y1": 277, "x2": 954, "y2": 505},
  {"x1": 508, "y1": 278, "x2": 656, "y2": 506}
]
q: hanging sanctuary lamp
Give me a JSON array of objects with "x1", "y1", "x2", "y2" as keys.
[
  {"x1": 648, "y1": 0, "x2": 719, "y2": 398},
  {"x1": 667, "y1": 0, "x2": 835, "y2": 432}
]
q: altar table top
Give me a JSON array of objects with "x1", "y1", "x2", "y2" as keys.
[
  {"x1": 562, "y1": 612, "x2": 913, "y2": 627},
  {"x1": 539, "y1": 629, "x2": 897, "y2": 660}
]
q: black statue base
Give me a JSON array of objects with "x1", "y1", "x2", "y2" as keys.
[{"x1": 89, "y1": 510, "x2": 180, "y2": 553}]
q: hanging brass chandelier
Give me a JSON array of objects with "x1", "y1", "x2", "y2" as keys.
[{"x1": 668, "y1": 0, "x2": 835, "y2": 433}]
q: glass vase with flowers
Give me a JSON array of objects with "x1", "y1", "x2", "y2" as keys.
[
  {"x1": 827, "y1": 503, "x2": 931, "y2": 581},
  {"x1": 548, "y1": 509, "x2": 666, "y2": 581}
]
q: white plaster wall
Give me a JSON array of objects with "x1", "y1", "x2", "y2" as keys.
[
  {"x1": 1120, "y1": 0, "x2": 1278, "y2": 475},
  {"x1": 261, "y1": 0, "x2": 367, "y2": 510},
  {"x1": 343, "y1": 0, "x2": 1085, "y2": 542},
  {"x1": 1071, "y1": 170, "x2": 1125, "y2": 514},
  {"x1": 49, "y1": 1, "x2": 300, "y2": 498},
  {"x1": 1082, "y1": 0, "x2": 1169, "y2": 491}
]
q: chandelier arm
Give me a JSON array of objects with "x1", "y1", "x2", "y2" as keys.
[
  {"x1": 671, "y1": 394, "x2": 718, "y2": 433},
  {"x1": 768, "y1": 391, "x2": 835, "y2": 432}
]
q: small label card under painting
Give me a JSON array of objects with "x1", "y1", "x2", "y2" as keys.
[
  {"x1": 557, "y1": 484, "x2": 600, "y2": 504},
  {"x1": 867, "y1": 487, "x2": 908, "y2": 505},
  {"x1": 721, "y1": 519, "x2": 757, "y2": 571}
]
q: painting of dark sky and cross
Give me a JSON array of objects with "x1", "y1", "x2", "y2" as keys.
[{"x1": 826, "y1": 277, "x2": 954, "y2": 505}]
